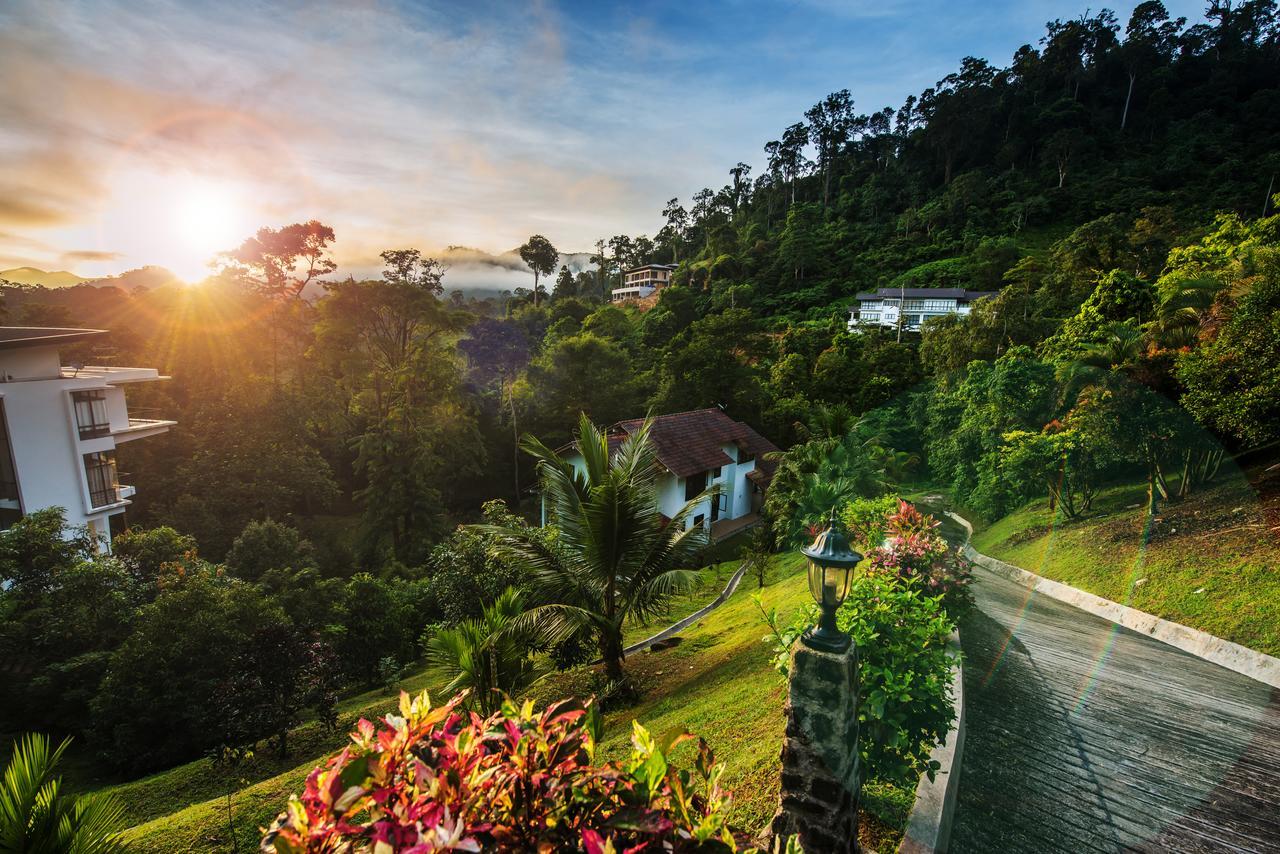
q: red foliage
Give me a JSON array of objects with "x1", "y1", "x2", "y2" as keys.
[{"x1": 261, "y1": 690, "x2": 744, "y2": 853}]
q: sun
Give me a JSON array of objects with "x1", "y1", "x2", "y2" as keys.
[{"x1": 176, "y1": 182, "x2": 246, "y2": 271}]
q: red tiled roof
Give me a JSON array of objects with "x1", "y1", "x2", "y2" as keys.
[{"x1": 606, "y1": 408, "x2": 780, "y2": 479}]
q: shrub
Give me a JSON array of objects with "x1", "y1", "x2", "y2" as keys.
[
  {"x1": 840, "y1": 494, "x2": 901, "y2": 552},
  {"x1": 838, "y1": 573, "x2": 957, "y2": 788},
  {"x1": 762, "y1": 573, "x2": 956, "y2": 789},
  {"x1": 111, "y1": 525, "x2": 199, "y2": 584},
  {"x1": 261, "y1": 691, "x2": 744, "y2": 853},
  {"x1": 867, "y1": 501, "x2": 972, "y2": 616},
  {"x1": 225, "y1": 519, "x2": 316, "y2": 582}
]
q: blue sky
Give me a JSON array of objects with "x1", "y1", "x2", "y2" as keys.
[{"x1": 0, "y1": 0, "x2": 1208, "y2": 282}]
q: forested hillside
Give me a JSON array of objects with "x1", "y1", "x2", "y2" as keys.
[{"x1": 1, "y1": 0, "x2": 1278, "y2": 803}]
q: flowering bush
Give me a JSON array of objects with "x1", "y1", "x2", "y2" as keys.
[
  {"x1": 261, "y1": 690, "x2": 744, "y2": 853},
  {"x1": 760, "y1": 573, "x2": 956, "y2": 789},
  {"x1": 867, "y1": 501, "x2": 972, "y2": 616}
]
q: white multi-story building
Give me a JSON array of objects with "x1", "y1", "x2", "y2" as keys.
[
  {"x1": 0, "y1": 327, "x2": 175, "y2": 549},
  {"x1": 848, "y1": 287, "x2": 998, "y2": 333},
  {"x1": 611, "y1": 263, "x2": 677, "y2": 303}
]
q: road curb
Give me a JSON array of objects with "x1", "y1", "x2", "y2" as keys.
[
  {"x1": 947, "y1": 511, "x2": 1280, "y2": 690},
  {"x1": 898, "y1": 629, "x2": 965, "y2": 854}
]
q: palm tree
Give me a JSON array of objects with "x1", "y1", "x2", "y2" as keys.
[
  {"x1": 424, "y1": 587, "x2": 545, "y2": 714},
  {"x1": 482, "y1": 415, "x2": 707, "y2": 683},
  {"x1": 1055, "y1": 321, "x2": 1145, "y2": 408},
  {"x1": 1147, "y1": 275, "x2": 1222, "y2": 349},
  {"x1": 0, "y1": 733, "x2": 126, "y2": 854}
]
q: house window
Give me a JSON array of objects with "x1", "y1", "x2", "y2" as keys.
[
  {"x1": 0, "y1": 401, "x2": 17, "y2": 502},
  {"x1": 693, "y1": 514, "x2": 705, "y2": 527},
  {"x1": 72, "y1": 390, "x2": 111, "y2": 439},
  {"x1": 712, "y1": 466, "x2": 722, "y2": 478},
  {"x1": 83, "y1": 450, "x2": 119, "y2": 508},
  {"x1": 685, "y1": 470, "x2": 708, "y2": 501}
]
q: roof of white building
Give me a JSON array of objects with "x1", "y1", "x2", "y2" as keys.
[
  {"x1": 0, "y1": 327, "x2": 107, "y2": 350},
  {"x1": 853, "y1": 288, "x2": 999, "y2": 301},
  {"x1": 605, "y1": 408, "x2": 779, "y2": 479},
  {"x1": 622, "y1": 263, "x2": 678, "y2": 274}
]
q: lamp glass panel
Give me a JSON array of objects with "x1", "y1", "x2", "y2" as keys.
[{"x1": 807, "y1": 559, "x2": 824, "y2": 603}]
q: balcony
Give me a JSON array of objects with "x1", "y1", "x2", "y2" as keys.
[
  {"x1": 60, "y1": 365, "x2": 171, "y2": 384},
  {"x1": 111, "y1": 416, "x2": 178, "y2": 443}
]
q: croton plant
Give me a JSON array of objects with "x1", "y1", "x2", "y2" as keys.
[{"x1": 261, "y1": 690, "x2": 747, "y2": 853}]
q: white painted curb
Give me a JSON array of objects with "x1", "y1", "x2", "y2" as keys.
[
  {"x1": 948, "y1": 511, "x2": 1280, "y2": 690},
  {"x1": 898, "y1": 630, "x2": 965, "y2": 854}
]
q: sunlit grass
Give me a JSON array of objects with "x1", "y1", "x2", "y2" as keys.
[{"x1": 971, "y1": 477, "x2": 1280, "y2": 656}]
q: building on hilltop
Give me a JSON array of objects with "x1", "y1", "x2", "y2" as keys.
[
  {"x1": 0, "y1": 327, "x2": 175, "y2": 549},
  {"x1": 554, "y1": 408, "x2": 779, "y2": 541},
  {"x1": 611, "y1": 263, "x2": 677, "y2": 303},
  {"x1": 848, "y1": 287, "x2": 998, "y2": 333}
]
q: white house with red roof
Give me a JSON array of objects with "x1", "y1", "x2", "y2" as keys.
[{"x1": 556, "y1": 408, "x2": 779, "y2": 538}]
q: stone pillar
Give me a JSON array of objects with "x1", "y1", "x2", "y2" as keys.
[{"x1": 771, "y1": 640, "x2": 860, "y2": 853}]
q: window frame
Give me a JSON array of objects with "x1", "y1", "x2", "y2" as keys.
[
  {"x1": 83, "y1": 450, "x2": 119, "y2": 508},
  {"x1": 72, "y1": 389, "x2": 111, "y2": 440}
]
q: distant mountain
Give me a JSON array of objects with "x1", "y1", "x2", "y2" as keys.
[
  {"x1": 87, "y1": 266, "x2": 184, "y2": 292},
  {"x1": 0, "y1": 267, "x2": 88, "y2": 288}
]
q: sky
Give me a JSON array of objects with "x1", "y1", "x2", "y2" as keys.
[{"x1": 0, "y1": 0, "x2": 1208, "y2": 285}]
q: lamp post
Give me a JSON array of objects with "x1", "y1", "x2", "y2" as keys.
[
  {"x1": 773, "y1": 509, "x2": 864, "y2": 852},
  {"x1": 801, "y1": 510, "x2": 863, "y2": 653}
]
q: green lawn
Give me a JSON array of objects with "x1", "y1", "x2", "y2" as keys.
[
  {"x1": 969, "y1": 471, "x2": 1280, "y2": 657},
  {"x1": 112, "y1": 554, "x2": 816, "y2": 851},
  {"x1": 112, "y1": 550, "x2": 916, "y2": 851}
]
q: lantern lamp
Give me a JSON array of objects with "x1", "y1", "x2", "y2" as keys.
[{"x1": 801, "y1": 509, "x2": 863, "y2": 652}]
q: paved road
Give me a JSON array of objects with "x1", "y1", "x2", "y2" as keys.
[{"x1": 934, "y1": 513, "x2": 1280, "y2": 852}]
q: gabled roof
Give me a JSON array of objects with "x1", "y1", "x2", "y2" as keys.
[
  {"x1": 604, "y1": 408, "x2": 779, "y2": 479},
  {"x1": 853, "y1": 288, "x2": 998, "y2": 301}
]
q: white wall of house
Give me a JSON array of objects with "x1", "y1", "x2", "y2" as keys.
[
  {"x1": 562, "y1": 443, "x2": 758, "y2": 533},
  {"x1": 848, "y1": 297, "x2": 976, "y2": 333},
  {"x1": 0, "y1": 342, "x2": 173, "y2": 549}
]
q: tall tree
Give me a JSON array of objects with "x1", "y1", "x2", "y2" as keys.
[
  {"x1": 553, "y1": 265, "x2": 575, "y2": 300},
  {"x1": 217, "y1": 221, "x2": 337, "y2": 382},
  {"x1": 805, "y1": 89, "x2": 857, "y2": 206},
  {"x1": 518, "y1": 235, "x2": 559, "y2": 308},
  {"x1": 379, "y1": 249, "x2": 447, "y2": 295}
]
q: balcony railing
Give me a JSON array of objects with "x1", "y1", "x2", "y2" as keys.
[{"x1": 88, "y1": 485, "x2": 119, "y2": 508}]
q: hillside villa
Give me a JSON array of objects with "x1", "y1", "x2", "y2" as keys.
[
  {"x1": 848, "y1": 287, "x2": 997, "y2": 333},
  {"x1": 610, "y1": 263, "x2": 678, "y2": 303},
  {"x1": 0, "y1": 327, "x2": 175, "y2": 549},
  {"x1": 553, "y1": 408, "x2": 779, "y2": 540}
]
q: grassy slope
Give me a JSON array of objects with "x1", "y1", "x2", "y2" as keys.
[
  {"x1": 969, "y1": 465, "x2": 1280, "y2": 657},
  {"x1": 119, "y1": 555, "x2": 822, "y2": 852}
]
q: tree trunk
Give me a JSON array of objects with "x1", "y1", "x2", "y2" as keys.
[
  {"x1": 226, "y1": 791, "x2": 239, "y2": 854},
  {"x1": 1120, "y1": 73, "x2": 1136, "y2": 130},
  {"x1": 601, "y1": 631, "x2": 624, "y2": 683},
  {"x1": 508, "y1": 379, "x2": 520, "y2": 506}
]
